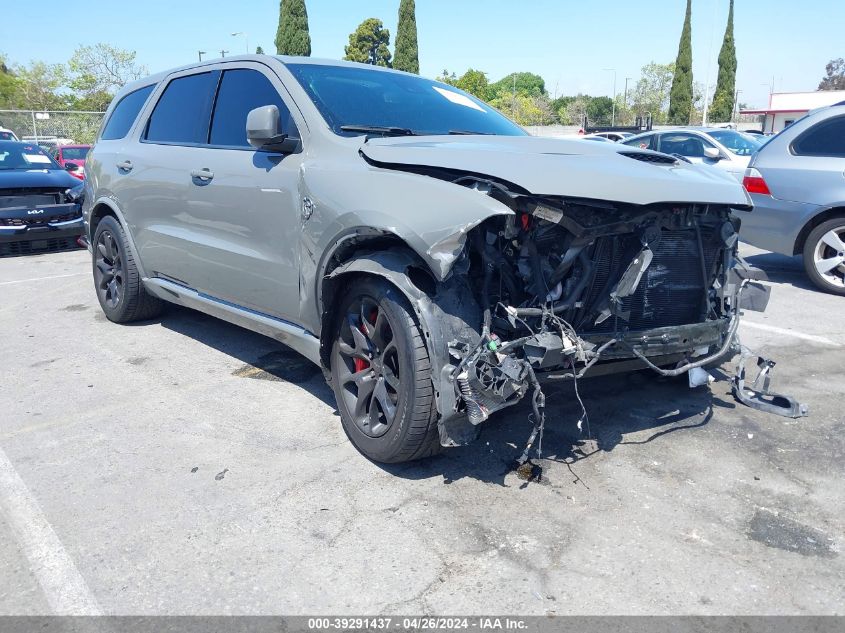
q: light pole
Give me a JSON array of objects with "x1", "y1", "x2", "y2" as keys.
[
  {"x1": 231, "y1": 32, "x2": 249, "y2": 54},
  {"x1": 603, "y1": 68, "x2": 617, "y2": 127},
  {"x1": 623, "y1": 76, "x2": 632, "y2": 123},
  {"x1": 220, "y1": 49, "x2": 229, "y2": 58},
  {"x1": 198, "y1": 50, "x2": 206, "y2": 62},
  {"x1": 733, "y1": 89, "x2": 742, "y2": 124}
]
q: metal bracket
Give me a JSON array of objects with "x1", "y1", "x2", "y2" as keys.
[{"x1": 731, "y1": 350, "x2": 809, "y2": 418}]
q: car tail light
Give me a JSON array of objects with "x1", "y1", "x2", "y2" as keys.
[{"x1": 743, "y1": 168, "x2": 771, "y2": 196}]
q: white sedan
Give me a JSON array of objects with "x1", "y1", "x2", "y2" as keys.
[{"x1": 621, "y1": 127, "x2": 763, "y2": 181}]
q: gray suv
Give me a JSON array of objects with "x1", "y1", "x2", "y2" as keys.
[
  {"x1": 738, "y1": 104, "x2": 845, "y2": 294},
  {"x1": 83, "y1": 56, "x2": 764, "y2": 463}
]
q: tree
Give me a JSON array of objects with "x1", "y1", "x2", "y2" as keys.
[
  {"x1": 668, "y1": 0, "x2": 693, "y2": 125},
  {"x1": 393, "y1": 0, "x2": 419, "y2": 74},
  {"x1": 490, "y1": 72, "x2": 546, "y2": 99},
  {"x1": 256, "y1": 46, "x2": 265, "y2": 55},
  {"x1": 454, "y1": 69, "x2": 490, "y2": 101},
  {"x1": 709, "y1": 0, "x2": 736, "y2": 122},
  {"x1": 436, "y1": 69, "x2": 458, "y2": 86},
  {"x1": 344, "y1": 18, "x2": 392, "y2": 67},
  {"x1": 11, "y1": 62, "x2": 68, "y2": 111},
  {"x1": 275, "y1": 0, "x2": 311, "y2": 56},
  {"x1": 630, "y1": 62, "x2": 675, "y2": 124},
  {"x1": 0, "y1": 57, "x2": 20, "y2": 109},
  {"x1": 66, "y1": 44, "x2": 146, "y2": 111},
  {"x1": 489, "y1": 93, "x2": 553, "y2": 126},
  {"x1": 818, "y1": 58, "x2": 845, "y2": 90}
]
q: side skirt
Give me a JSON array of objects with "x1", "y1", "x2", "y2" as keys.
[{"x1": 143, "y1": 277, "x2": 322, "y2": 366}]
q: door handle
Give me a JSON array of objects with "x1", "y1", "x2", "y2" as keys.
[
  {"x1": 190, "y1": 168, "x2": 214, "y2": 182},
  {"x1": 116, "y1": 160, "x2": 133, "y2": 172}
]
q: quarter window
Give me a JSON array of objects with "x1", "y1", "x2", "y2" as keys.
[
  {"x1": 144, "y1": 72, "x2": 218, "y2": 145},
  {"x1": 210, "y1": 69, "x2": 298, "y2": 147},
  {"x1": 792, "y1": 116, "x2": 845, "y2": 158},
  {"x1": 100, "y1": 85, "x2": 155, "y2": 141}
]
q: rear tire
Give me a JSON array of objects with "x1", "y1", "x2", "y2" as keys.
[
  {"x1": 802, "y1": 218, "x2": 845, "y2": 296},
  {"x1": 92, "y1": 215, "x2": 164, "y2": 322},
  {"x1": 329, "y1": 276, "x2": 441, "y2": 463}
]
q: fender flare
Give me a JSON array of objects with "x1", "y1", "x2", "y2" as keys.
[
  {"x1": 87, "y1": 197, "x2": 148, "y2": 280},
  {"x1": 322, "y1": 250, "x2": 483, "y2": 447}
]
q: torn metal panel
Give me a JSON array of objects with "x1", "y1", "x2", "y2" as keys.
[{"x1": 732, "y1": 351, "x2": 809, "y2": 418}]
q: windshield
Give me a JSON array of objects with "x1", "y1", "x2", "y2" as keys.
[
  {"x1": 707, "y1": 130, "x2": 762, "y2": 156},
  {"x1": 0, "y1": 142, "x2": 61, "y2": 170},
  {"x1": 286, "y1": 63, "x2": 527, "y2": 137},
  {"x1": 61, "y1": 146, "x2": 89, "y2": 160}
]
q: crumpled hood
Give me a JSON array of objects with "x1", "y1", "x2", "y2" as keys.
[
  {"x1": 360, "y1": 135, "x2": 752, "y2": 208},
  {"x1": 0, "y1": 168, "x2": 80, "y2": 190}
]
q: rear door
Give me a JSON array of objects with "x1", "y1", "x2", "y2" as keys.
[
  {"x1": 118, "y1": 69, "x2": 219, "y2": 289},
  {"x1": 176, "y1": 63, "x2": 305, "y2": 320}
]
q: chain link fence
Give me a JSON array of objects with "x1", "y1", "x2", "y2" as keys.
[{"x1": 0, "y1": 110, "x2": 106, "y2": 147}]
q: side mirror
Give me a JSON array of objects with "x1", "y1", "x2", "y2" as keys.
[
  {"x1": 246, "y1": 105, "x2": 299, "y2": 153},
  {"x1": 704, "y1": 147, "x2": 722, "y2": 160},
  {"x1": 65, "y1": 163, "x2": 79, "y2": 172}
]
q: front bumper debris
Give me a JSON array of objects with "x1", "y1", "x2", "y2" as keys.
[{"x1": 732, "y1": 350, "x2": 809, "y2": 418}]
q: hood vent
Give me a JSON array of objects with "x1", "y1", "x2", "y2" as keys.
[{"x1": 619, "y1": 151, "x2": 678, "y2": 165}]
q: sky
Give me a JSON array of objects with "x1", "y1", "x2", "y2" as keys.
[{"x1": 1, "y1": 0, "x2": 842, "y2": 109}]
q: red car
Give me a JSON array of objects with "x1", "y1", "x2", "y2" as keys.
[{"x1": 54, "y1": 144, "x2": 90, "y2": 180}]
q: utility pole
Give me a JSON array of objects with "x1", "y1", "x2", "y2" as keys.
[
  {"x1": 198, "y1": 50, "x2": 206, "y2": 62},
  {"x1": 603, "y1": 68, "x2": 617, "y2": 127},
  {"x1": 220, "y1": 49, "x2": 228, "y2": 58},
  {"x1": 733, "y1": 89, "x2": 742, "y2": 123},
  {"x1": 702, "y1": 0, "x2": 719, "y2": 126}
]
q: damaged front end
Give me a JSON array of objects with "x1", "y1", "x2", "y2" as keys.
[{"x1": 426, "y1": 185, "x2": 806, "y2": 452}]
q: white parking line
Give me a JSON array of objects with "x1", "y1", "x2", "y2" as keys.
[
  {"x1": 0, "y1": 446, "x2": 102, "y2": 615},
  {"x1": 0, "y1": 272, "x2": 88, "y2": 286},
  {"x1": 740, "y1": 320, "x2": 841, "y2": 347}
]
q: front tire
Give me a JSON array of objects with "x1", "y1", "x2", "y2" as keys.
[
  {"x1": 803, "y1": 218, "x2": 845, "y2": 296},
  {"x1": 329, "y1": 277, "x2": 441, "y2": 463},
  {"x1": 92, "y1": 215, "x2": 164, "y2": 322}
]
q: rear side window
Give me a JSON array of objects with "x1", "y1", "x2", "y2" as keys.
[
  {"x1": 144, "y1": 72, "x2": 218, "y2": 145},
  {"x1": 210, "y1": 69, "x2": 298, "y2": 147},
  {"x1": 792, "y1": 116, "x2": 845, "y2": 158},
  {"x1": 100, "y1": 85, "x2": 154, "y2": 140}
]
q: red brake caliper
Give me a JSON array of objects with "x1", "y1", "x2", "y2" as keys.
[{"x1": 353, "y1": 308, "x2": 378, "y2": 372}]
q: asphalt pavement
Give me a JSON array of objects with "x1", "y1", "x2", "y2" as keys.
[{"x1": 0, "y1": 244, "x2": 842, "y2": 615}]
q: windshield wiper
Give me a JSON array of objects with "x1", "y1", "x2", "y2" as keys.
[
  {"x1": 448, "y1": 130, "x2": 494, "y2": 135},
  {"x1": 340, "y1": 125, "x2": 418, "y2": 137}
]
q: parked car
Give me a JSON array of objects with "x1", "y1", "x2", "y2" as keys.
[
  {"x1": 83, "y1": 56, "x2": 765, "y2": 463},
  {"x1": 54, "y1": 144, "x2": 91, "y2": 180},
  {"x1": 622, "y1": 128, "x2": 762, "y2": 181},
  {"x1": 0, "y1": 127, "x2": 19, "y2": 141},
  {"x1": 738, "y1": 104, "x2": 845, "y2": 294},
  {"x1": 0, "y1": 141, "x2": 85, "y2": 256},
  {"x1": 589, "y1": 131, "x2": 635, "y2": 142}
]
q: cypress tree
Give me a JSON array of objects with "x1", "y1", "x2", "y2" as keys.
[
  {"x1": 668, "y1": 0, "x2": 693, "y2": 125},
  {"x1": 393, "y1": 0, "x2": 419, "y2": 74},
  {"x1": 275, "y1": 0, "x2": 311, "y2": 56},
  {"x1": 709, "y1": 0, "x2": 737, "y2": 122}
]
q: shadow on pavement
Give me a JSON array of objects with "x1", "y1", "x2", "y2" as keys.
[
  {"x1": 744, "y1": 251, "x2": 818, "y2": 292},
  {"x1": 134, "y1": 304, "x2": 727, "y2": 488}
]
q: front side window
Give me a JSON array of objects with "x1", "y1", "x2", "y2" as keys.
[
  {"x1": 286, "y1": 63, "x2": 526, "y2": 137},
  {"x1": 100, "y1": 85, "x2": 155, "y2": 141},
  {"x1": 144, "y1": 72, "x2": 218, "y2": 145},
  {"x1": 210, "y1": 69, "x2": 298, "y2": 147},
  {"x1": 658, "y1": 133, "x2": 715, "y2": 158},
  {"x1": 623, "y1": 134, "x2": 655, "y2": 150},
  {"x1": 792, "y1": 116, "x2": 845, "y2": 158}
]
